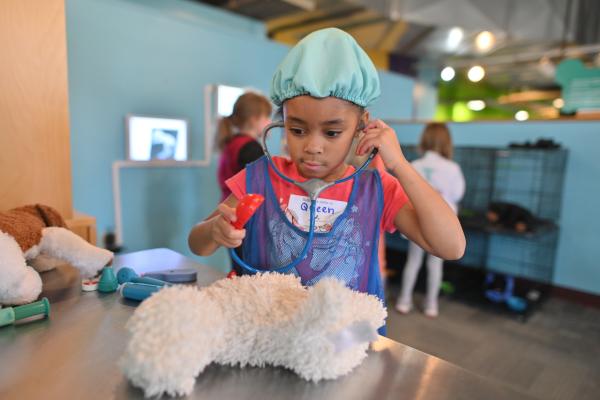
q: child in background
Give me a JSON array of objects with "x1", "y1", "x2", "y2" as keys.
[
  {"x1": 189, "y1": 29, "x2": 465, "y2": 330},
  {"x1": 395, "y1": 123, "x2": 465, "y2": 317},
  {"x1": 216, "y1": 92, "x2": 272, "y2": 274},
  {"x1": 216, "y1": 92, "x2": 272, "y2": 202}
]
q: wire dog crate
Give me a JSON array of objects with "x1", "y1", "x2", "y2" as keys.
[{"x1": 387, "y1": 145, "x2": 568, "y2": 285}]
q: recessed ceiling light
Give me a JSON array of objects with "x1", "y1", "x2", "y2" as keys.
[
  {"x1": 467, "y1": 100, "x2": 486, "y2": 111},
  {"x1": 475, "y1": 31, "x2": 495, "y2": 52},
  {"x1": 447, "y1": 27, "x2": 464, "y2": 50},
  {"x1": 440, "y1": 66, "x2": 456, "y2": 81},
  {"x1": 553, "y1": 98, "x2": 564, "y2": 109},
  {"x1": 515, "y1": 110, "x2": 529, "y2": 121},
  {"x1": 468, "y1": 65, "x2": 485, "y2": 82}
]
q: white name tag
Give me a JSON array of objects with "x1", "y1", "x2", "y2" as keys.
[{"x1": 286, "y1": 194, "x2": 348, "y2": 232}]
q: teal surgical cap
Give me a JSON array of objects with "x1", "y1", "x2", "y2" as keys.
[{"x1": 270, "y1": 28, "x2": 381, "y2": 108}]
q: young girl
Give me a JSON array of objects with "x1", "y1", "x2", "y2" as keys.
[
  {"x1": 216, "y1": 92, "x2": 272, "y2": 202},
  {"x1": 395, "y1": 123, "x2": 465, "y2": 317},
  {"x1": 189, "y1": 29, "x2": 465, "y2": 324}
]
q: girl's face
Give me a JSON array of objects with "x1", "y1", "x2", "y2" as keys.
[
  {"x1": 283, "y1": 96, "x2": 365, "y2": 181},
  {"x1": 255, "y1": 114, "x2": 272, "y2": 136},
  {"x1": 247, "y1": 114, "x2": 272, "y2": 139}
]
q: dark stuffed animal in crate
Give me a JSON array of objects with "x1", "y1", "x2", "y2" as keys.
[{"x1": 486, "y1": 202, "x2": 540, "y2": 233}]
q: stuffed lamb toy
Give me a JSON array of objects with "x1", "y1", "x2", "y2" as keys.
[
  {"x1": 121, "y1": 273, "x2": 387, "y2": 397},
  {"x1": 0, "y1": 204, "x2": 113, "y2": 305}
]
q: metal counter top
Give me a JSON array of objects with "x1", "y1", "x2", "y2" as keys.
[{"x1": 0, "y1": 248, "x2": 535, "y2": 400}]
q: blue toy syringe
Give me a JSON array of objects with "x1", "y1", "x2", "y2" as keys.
[
  {"x1": 119, "y1": 282, "x2": 163, "y2": 301},
  {"x1": 117, "y1": 267, "x2": 169, "y2": 287}
]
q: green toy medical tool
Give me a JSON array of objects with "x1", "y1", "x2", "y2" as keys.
[{"x1": 0, "y1": 297, "x2": 50, "y2": 327}]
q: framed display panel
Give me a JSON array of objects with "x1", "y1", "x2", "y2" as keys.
[{"x1": 125, "y1": 114, "x2": 189, "y2": 161}]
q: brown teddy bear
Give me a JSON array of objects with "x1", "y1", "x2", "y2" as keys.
[{"x1": 0, "y1": 204, "x2": 113, "y2": 305}]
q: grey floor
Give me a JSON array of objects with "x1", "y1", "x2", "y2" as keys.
[{"x1": 385, "y1": 283, "x2": 600, "y2": 400}]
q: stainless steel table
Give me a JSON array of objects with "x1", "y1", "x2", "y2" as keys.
[{"x1": 0, "y1": 248, "x2": 535, "y2": 400}]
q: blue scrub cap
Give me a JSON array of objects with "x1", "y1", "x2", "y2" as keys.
[{"x1": 270, "y1": 28, "x2": 381, "y2": 108}]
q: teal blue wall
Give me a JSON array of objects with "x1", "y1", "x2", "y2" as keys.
[
  {"x1": 391, "y1": 121, "x2": 600, "y2": 295},
  {"x1": 66, "y1": 0, "x2": 598, "y2": 294},
  {"x1": 66, "y1": 0, "x2": 416, "y2": 271},
  {"x1": 65, "y1": 0, "x2": 598, "y2": 294},
  {"x1": 374, "y1": 70, "x2": 414, "y2": 119}
]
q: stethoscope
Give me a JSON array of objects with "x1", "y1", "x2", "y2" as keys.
[{"x1": 230, "y1": 121, "x2": 378, "y2": 274}]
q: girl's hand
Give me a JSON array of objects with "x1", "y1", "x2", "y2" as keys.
[
  {"x1": 356, "y1": 119, "x2": 406, "y2": 171},
  {"x1": 211, "y1": 203, "x2": 246, "y2": 248}
]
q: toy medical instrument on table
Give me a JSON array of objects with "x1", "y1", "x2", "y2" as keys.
[
  {"x1": 120, "y1": 282, "x2": 163, "y2": 302},
  {"x1": 0, "y1": 297, "x2": 50, "y2": 327},
  {"x1": 117, "y1": 267, "x2": 196, "y2": 301},
  {"x1": 230, "y1": 121, "x2": 378, "y2": 274},
  {"x1": 98, "y1": 266, "x2": 119, "y2": 293},
  {"x1": 81, "y1": 277, "x2": 100, "y2": 292},
  {"x1": 143, "y1": 269, "x2": 197, "y2": 283},
  {"x1": 117, "y1": 267, "x2": 169, "y2": 287}
]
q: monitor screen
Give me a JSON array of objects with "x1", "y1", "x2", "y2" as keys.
[
  {"x1": 126, "y1": 115, "x2": 188, "y2": 161},
  {"x1": 216, "y1": 85, "x2": 245, "y2": 117}
]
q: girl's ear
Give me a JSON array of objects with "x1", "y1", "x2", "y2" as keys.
[
  {"x1": 354, "y1": 110, "x2": 369, "y2": 138},
  {"x1": 359, "y1": 110, "x2": 370, "y2": 131}
]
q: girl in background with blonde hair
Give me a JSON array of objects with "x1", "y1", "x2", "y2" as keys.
[
  {"x1": 217, "y1": 92, "x2": 272, "y2": 202},
  {"x1": 396, "y1": 123, "x2": 465, "y2": 317}
]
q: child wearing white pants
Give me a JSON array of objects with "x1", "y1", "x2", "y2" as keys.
[{"x1": 396, "y1": 123, "x2": 465, "y2": 317}]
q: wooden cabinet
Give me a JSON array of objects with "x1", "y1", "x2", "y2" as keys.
[
  {"x1": 65, "y1": 212, "x2": 98, "y2": 246},
  {"x1": 0, "y1": 1, "x2": 99, "y2": 246},
  {"x1": 0, "y1": 0, "x2": 72, "y2": 218}
]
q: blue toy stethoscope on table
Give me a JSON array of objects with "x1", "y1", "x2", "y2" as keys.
[{"x1": 230, "y1": 121, "x2": 378, "y2": 274}]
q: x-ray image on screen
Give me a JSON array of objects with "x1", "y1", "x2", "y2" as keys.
[
  {"x1": 126, "y1": 115, "x2": 188, "y2": 161},
  {"x1": 151, "y1": 128, "x2": 178, "y2": 160}
]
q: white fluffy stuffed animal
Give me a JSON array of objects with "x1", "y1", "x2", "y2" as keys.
[
  {"x1": 120, "y1": 273, "x2": 387, "y2": 397},
  {"x1": 0, "y1": 204, "x2": 113, "y2": 305}
]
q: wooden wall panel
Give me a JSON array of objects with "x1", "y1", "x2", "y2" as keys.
[{"x1": 0, "y1": 0, "x2": 72, "y2": 218}]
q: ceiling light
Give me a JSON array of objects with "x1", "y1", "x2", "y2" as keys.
[
  {"x1": 553, "y1": 98, "x2": 564, "y2": 109},
  {"x1": 515, "y1": 110, "x2": 529, "y2": 121},
  {"x1": 467, "y1": 100, "x2": 486, "y2": 111},
  {"x1": 475, "y1": 31, "x2": 495, "y2": 52},
  {"x1": 447, "y1": 27, "x2": 464, "y2": 50},
  {"x1": 468, "y1": 65, "x2": 485, "y2": 82},
  {"x1": 440, "y1": 66, "x2": 456, "y2": 81}
]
